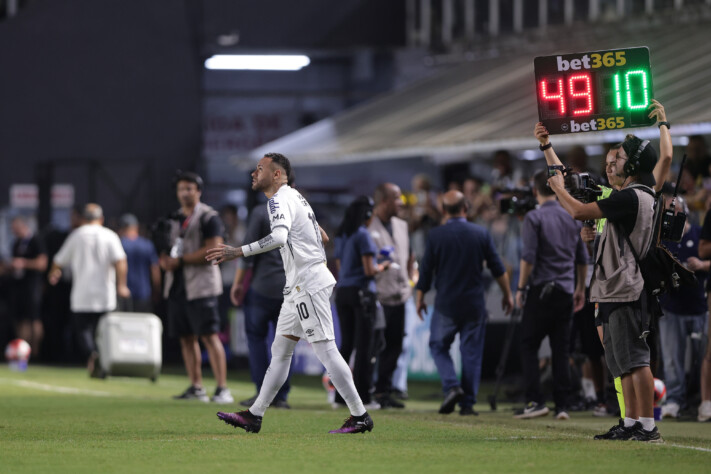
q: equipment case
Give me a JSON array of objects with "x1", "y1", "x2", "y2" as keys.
[{"x1": 96, "y1": 312, "x2": 163, "y2": 381}]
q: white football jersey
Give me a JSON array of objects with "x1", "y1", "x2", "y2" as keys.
[{"x1": 267, "y1": 185, "x2": 336, "y2": 295}]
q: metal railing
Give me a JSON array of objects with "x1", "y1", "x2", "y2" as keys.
[{"x1": 408, "y1": 0, "x2": 711, "y2": 48}]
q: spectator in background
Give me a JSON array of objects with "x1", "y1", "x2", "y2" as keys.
[
  {"x1": 658, "y1": 194, "x2": 708, "y2": 419},
  {"x1": 8, "y1": 216, "x2": 47, "y2": 357},
  {"x1": 369, "y1": 183, "x2": 414, "y2": 409},
  {"x1": 490, "y1": 149, "x2": 521, "y2": 193},
  {"x1": 333, "y1": 196, "x2": 389, "y2": 410},
  {"x1": 693, "y1": 200, "x2": 711, "y2": 422},
  {"x1": 48, "y1": 204, "x2": 129, "y2": 376},
  {"x1": 685, "y1": 135, "x2": 711, "y2": 181},
  {"x1": 231, "y1": 202, "x2": 292, "y2": 409},
  {"x1": 409, "y1": 174, "x2": 441, "y2": 262},
  {"x1": 40, "y1": 206, "x2": 82, "y2": 362},
  {"x1": 118, "y1": 214, "x2": 160, "y2": 313},
  {"x1": 416, "y1": 190, "x2": 513, "y2": 415},
  {"x1": 462, "y1": 176, "x2": 492, "y2": 223},
  {"x1": 514, "y1": 170, "x2": 587, "y2": 421},
  {"x1": 160, "y1": 171, "x2": 232, "y2": 404}
]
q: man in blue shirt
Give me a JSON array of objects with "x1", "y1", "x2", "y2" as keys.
[
  {"x1": 416, "y1": 190, "x2": 514, "y2": 415},
  {"x1": 514, "y1": 170, "x2": 588, "y2": 421},
  {"x1": 119, "y1": 214, "x2": 160, "y2": 313}
]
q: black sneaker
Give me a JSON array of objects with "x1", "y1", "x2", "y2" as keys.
[
  {"x1": 217, "y1": 410, "x2": 263, "y2": 433},
  {"x1": 439, "y1": 387, "x2": 464, "y2": 414},
  {"x1": 239, "y1": 394, "x2": 258, "y2": 407},
  {"x1": 594, "y1": 420, "x2": 639, "y2": 440},
  {"x1": 270, "y1": 399, "x2": 291, "y2": 409},
  {"x1": 174, "y1": 385, "x2": 209, "y2": 402},
  {"x1": 460, "y1": 406, "x2": 479, "y2": 416},
  {"x1": 391, "y1": 389, "x2": 409, "y2": 400},
  {"x1": 630, "y1": 425, "x2": 663, "y2": 443},
  {"x1": 328, "y1": 412, "x2": 374, "y2": 434},
  {"x1": 376, "y1": 393, "x2": 405, "y2": 409},
  {"x1": 513, "y1": 402, "x2": 550, "y2": 419}
]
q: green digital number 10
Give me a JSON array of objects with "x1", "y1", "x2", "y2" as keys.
[{"x1": 613, "y1": 70, "x2": 649, "y2": 110}]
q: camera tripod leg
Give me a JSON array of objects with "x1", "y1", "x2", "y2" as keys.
[{"x1": 488, "y1": 307, "x2": 520, "y2": 411}]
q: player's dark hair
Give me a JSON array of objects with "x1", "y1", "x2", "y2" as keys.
[
  {"x1": 265, "y1": 153, "x2": 292, "y2": 184},
  {"x1": 336, "y1": 196, "x2": 374, "y2": 238},
  {"x1": 533, "y1": 170, "x2": 555, "y2": 197}
]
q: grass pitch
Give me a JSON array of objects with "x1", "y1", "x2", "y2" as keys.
[{"x1": 1, "y1": 365, "x2": 710, "y2": 473}]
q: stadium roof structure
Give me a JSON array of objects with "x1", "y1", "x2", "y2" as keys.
[{"x1": 247, "y1": 21, "x2": 711, "y2": 167}]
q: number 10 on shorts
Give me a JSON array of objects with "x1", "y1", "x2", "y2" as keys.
[{"x1": 297, "y1": 302, "x2": 310, "y2": 321}]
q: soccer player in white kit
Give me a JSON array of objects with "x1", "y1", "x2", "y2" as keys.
[{"x1": 206, "y1": 153, "x2": 373, "y2": 434}]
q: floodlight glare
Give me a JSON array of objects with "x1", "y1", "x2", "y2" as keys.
[{"x1": 204, "y1": 54, "x2": 311, "y2": 71}]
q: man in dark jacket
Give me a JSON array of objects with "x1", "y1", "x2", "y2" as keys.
[{"x1": 415, "y1": 190, "x2": 513, "y2": 415}]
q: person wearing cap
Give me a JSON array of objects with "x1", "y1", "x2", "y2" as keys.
[
  {"x1": 118, "y1": 214, "x2": 160, "y2": 313},
  {"x1": 547, "y1": 131, "x2": 664, "y2": 442},
  {"x1": 535, "y1": 100, "x2": 673, "y2": 423}
]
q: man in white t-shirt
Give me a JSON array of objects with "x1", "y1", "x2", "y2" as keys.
[
  {"x1": 207, "y1": 153, "x2": 373, "y2": 434},
  {"x1": 49, "y1": 203, "x2": 129, "y2": 376}
]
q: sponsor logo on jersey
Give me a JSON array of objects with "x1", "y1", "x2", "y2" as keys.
[
  {"x1": 271, "y1": 214, "x2": 285, "y2": 222},
  {"x1": 268, "y1": 198, "x2": 279, "y2": 214},
  {"x1": 305, "y1": 329, "x2": 315, "y2": 336}
]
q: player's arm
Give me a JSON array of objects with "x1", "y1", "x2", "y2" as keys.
[
  {"x1": 649, "y1": 100, "x2": 672, "y2": 191},
  {"x1": 535, "y1": 122, "x2": 564, "y2": 167},
  {"x1": 206, "y1": 227, "x2": 288, "y2": 264}
]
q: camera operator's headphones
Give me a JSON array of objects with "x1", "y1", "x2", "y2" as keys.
[
  {"x1": 623, "y1": 140, "x2": 650, "y2": 177},
  {"x1": 173, "y1": 170, "x2": 204, "y2": 192}
]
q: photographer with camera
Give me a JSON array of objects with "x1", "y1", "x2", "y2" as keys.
[
  {"x1": 536, "y1": 100, "x2": 673, "y2": 420},
  {"x1": 160, "y1": 171, "x2": 232, "y2": 404},
  {"x1": 513, "y1": 171, "x2": 588, "y2": 420},
  {"x1": 547, "y1": 133, "x2": 663, "y2": 442}
]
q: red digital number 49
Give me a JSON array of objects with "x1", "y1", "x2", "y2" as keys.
[{"x1": 540, "y1": 73, "x2": 594, "y2": 116}]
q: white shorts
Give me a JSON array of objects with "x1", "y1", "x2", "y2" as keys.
[{"x1": 276, "y1": 285, "x2": 335, "y2": 343}]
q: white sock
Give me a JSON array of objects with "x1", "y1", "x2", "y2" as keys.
[
  {"x1": 581, "y1": 378, "x2": 596, "y2": 400},
  {"x1": 312, "y1": 339, "x2": 366, "y2": 417},
  {"x1": 250, "y1": 336, "x2": 297, "y2": 417},
  {"x1": 623, "y1": 417, "x2": 638, "y2": 428},
  {"x1": 639, "y1": 417, "x2": 655, "y2": 431}
]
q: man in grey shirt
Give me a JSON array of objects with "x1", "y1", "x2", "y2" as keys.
[
  {"x1": 513, "y1": 170, "x2": 587, "y2": 420},
  {"x1": 231, "y1": 202, "x2": 291, "y2": 408}
]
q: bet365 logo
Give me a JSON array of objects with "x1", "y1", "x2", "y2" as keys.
[{"x1": 562, "y1": 117, "x2": 625, "y2": 133}]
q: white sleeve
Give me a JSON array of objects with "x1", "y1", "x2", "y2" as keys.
[
  {"x1": 53, "y1": 232, "x2": 75, "y2": 267},
  {"x1": 241, "y1": 226, "x2": 288, "y2": 257},
  {"x1": 109, "y1": 231, "x2": 127, "y2": 262}
]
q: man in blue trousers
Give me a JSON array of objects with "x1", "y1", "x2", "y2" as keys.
[{"x1": 415, "y1": 190, "x2": 514, "y2": 415}]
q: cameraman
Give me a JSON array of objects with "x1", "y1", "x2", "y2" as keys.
[
  {"x1": 535, "y1": 100, "x2": 673, "y2": 419},
  {"x1": 160, "y1": 171, "x2": 232, "y2": 404},
  {"x1": 547, "y1": 134, "x2": 662, "y2": 442},
  {"x1": 513, "y1": 170, "x2": 587, "y2": 420}
]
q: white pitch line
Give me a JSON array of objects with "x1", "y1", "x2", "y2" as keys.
[
  {"x1": 1, "y1": 378, "x2": 111, "y2": 397},
  {"x1": 665, "y1": 443, "x2": 711, "y2": 453},
  {"x1": 485, "y1": 430, "x2": 711, "y2": 453}
]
